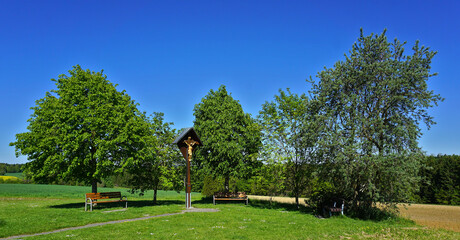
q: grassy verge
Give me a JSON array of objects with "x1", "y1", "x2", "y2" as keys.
[
  {"x1": 0, "y1": 184, "x2": 199, "y2": 238},
  {"x1": 31, "y1": 203, "x2": 459, "y2": 240},
  {"x1": 1, "y1": 184, "x2": 459, "y2": 239}
]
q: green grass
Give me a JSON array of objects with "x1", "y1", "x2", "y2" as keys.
[
  {"x1": 0, "y1": 183, "x2": 186, "y2": 200},
  {"x1": 4, "y1": 172, "x2": 24, "y2": 179},
  {"x1": 0, "y1": 184, "x2": 199, "y2": 238},
  {"x1": 29, "y1": 204, "x2": 460, "y2": 240},
  {"x1": 1, "y1": 184, "x2": 459, "y2": 239}
]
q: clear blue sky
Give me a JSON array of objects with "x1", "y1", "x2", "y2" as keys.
[{"x1": 1, "y1": 0, "x2": 459, "y2": 164}]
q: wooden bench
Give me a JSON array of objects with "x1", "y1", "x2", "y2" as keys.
[
  {"x1": 324, "y1": 199, "x2": 344, "y2": 217},
  {"x1": 213, "y1": 192, "x2": 248, "y2": 205},
  {"x1": 85, "y1": 192, "x2": 127, "y2": 212}
]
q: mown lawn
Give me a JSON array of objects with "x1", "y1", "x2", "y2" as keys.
[
  {"x1": 1, "y1": 184, "x2": 459, "y2": 239},
  {"x1": 0, "y1": 184, "x2": 193, "y2": 238}
]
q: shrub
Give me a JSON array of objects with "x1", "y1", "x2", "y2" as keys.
[
  {"x1": 305, "y1": 179, "x2": 338, "y2": 214},
  {"x1": 201, "y1": 176, "x2": 224, "y2": 197}
]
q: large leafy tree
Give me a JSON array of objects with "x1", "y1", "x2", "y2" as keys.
[
  {"x1": 10, "y1": 65, "x2": 150, "y2": 193},
  {"x1": 258, "y1": 89, "x2": 314, "y2": 208},
  {"x1": 128, "y1": 112, "x2": 183, "y2": 203},
  {"x1": 193, "y1": 85, "x2": 262, "y2": 191},
  {"x1": 311, "y1": 29, "x2": 443, "y2": 214}
]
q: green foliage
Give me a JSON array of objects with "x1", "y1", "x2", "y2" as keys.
[
  {"x1": 416, "y1": 155, "x2": 460, "y2": 205},
  {"x1": 10, "y1": 65, "x2": 151, "y2": 193},
  {"x1": 305, "y1": 178, "x2": 336, "y2": 213},
  {"x1": 201, "y1": 175, "x2": 248, "y2": 197},
  {"x1": 258, "y1": 89, "x2": 313, "y2": 207},
  {"x1": 0, "y1": 163, "x2": 23, "y2": 175},
  {"x1": 247, "y1": 162, "x2": 286, "y2": 196},
  {"x1": 201, "y1": 175, "x2": 224, "y2": 197},
  {"x1": 128, "y1": 112, "x2": 184, "y2": 202},
  {"x1": 193, "y1": 85, "x2": 262, "y2": 190},
  {"x1": 310, "y1": 29, "x2": 443, "y2": 213}
]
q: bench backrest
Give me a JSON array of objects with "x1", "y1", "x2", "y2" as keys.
[
  {"x1": 86, "y1": 192, "x2": 122, "y2": 200},
  {"x1": 328, "y1": 199, "x2": 344, "y2": 208},
  {"x1": 215, "y1": 192, "x2": 247, "y2": 198}
]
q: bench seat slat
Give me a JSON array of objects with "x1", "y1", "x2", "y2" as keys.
[
  {"x1": 85, "y1": 191, "x2": 127, "y2": 211},
  {"x1": 214, "y1": 198, "x2": 247, "y2": 200},
  {"x1": 213, "y1": 192, "x2": 248, "y2": 205},
  {"x1": 91, "y1": 199, "x2": 127, "y2": 203},
  {"x1": 324, "y1": 200, "x2": 344, "y2": 216}
]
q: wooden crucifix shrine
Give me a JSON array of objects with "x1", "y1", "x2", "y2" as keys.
[{"x1": 173, "y1": 127, "x2": 202, "y2": 209}]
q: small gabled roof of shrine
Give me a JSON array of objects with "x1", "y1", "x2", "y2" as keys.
[{"x1": 173, "y1": 127, "x2": 203, "y2": 146}]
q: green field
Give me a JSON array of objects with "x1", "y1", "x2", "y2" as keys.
[
  {"x1": 1, "y1": 184, "x2": 459, "y2": 239},
  {"x1": 3, "y1": 172, "x2": 24, "y2": 179}
]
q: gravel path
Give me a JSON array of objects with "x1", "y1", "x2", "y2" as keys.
[{"x1": 2, "y1": 208, "x2": 220, "y2": 239}]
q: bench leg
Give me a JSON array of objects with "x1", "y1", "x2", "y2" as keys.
[{"x1": 213, "y1": 196, "x2": 215, "y2": 205}]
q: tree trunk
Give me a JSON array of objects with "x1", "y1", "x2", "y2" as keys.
[
  {"x1": 92, "y1": 179, "x2": 98, "y2": 193},
  {"x1": 153, "y1": 188, "x2": 158, "y2": 205},
  {"x1": 224, "y1": 176, "x2": 230, "y2": 192},
  {"x1": 153, "y1": 177, "x2": 159, "y2": 204},
  {"x1": 90, "y1": 144, "x2": 97, "y2": 193},
  {"x1": 295, "y1": 195, "x2": 299, "y2": 209}
]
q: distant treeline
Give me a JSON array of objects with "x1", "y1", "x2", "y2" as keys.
[
  {"x1": 0, "y1": 163, "x2": 23, "y2": 175},
  {"x1": 415, "y1": 154, "x2": 460, "y2": 205}
]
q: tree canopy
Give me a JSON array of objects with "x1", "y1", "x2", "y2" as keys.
[
  {"x1": 193, "y1": 85, "x2": 262, "y2": 190},
  {"x1": 310, "y1": 29, "x2": 443, "y2": 215},
  {"x1": 10, "y1": 65, "x2": 151, "y2": 193},
  {"x1": 258, "y1": 89, "x2": 313, "y2": 208},
  {"x1": 128, "y1": 112, "x2": 183, "y2": 203}
]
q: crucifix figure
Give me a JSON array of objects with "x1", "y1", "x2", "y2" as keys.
[
  {"x1": 183, "y1": 136, "x2": 199, "y2": 208},
  {"x1": 184, "y1": 137, "x2": 198, "y2": 161}
]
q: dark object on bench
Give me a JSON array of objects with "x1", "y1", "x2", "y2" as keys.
[
  {"x1": 213, "y1": 192, "x2": 248, "y2": 205},
  {"x1": 85, "y1": 192, "x2": 127, "y2": 211},
  {"x1": 324, "y1": 199, "x2": 344, "y2": 217}
]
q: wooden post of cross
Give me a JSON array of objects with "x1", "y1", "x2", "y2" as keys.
[{"x1": 173, "y1": 128, "x2": 202, "y2": 209}]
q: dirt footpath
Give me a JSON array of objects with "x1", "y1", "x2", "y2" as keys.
[{"x1": 248, "y1": 195, "x2": 460, "y2": 232}]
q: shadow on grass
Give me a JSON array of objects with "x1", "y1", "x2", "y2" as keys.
[
  {"x1": 191, "y1": 197, "x2": 213, "y2": 205},
  {"x1": 195, "y1": 197, "x2": 406, "y2": 223},
  {"x1": 194, "y1": 197, "x2": 314, "y2": 215},
  {"x1": 248, "y1": 199, "x2": 314, "y2": 214},
  {"x1": 346, "y1": 206, "x2": 402, "y2": 222},
  {"x1": 48, "y1": 200, "x2": 183, "y2": 209}
]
